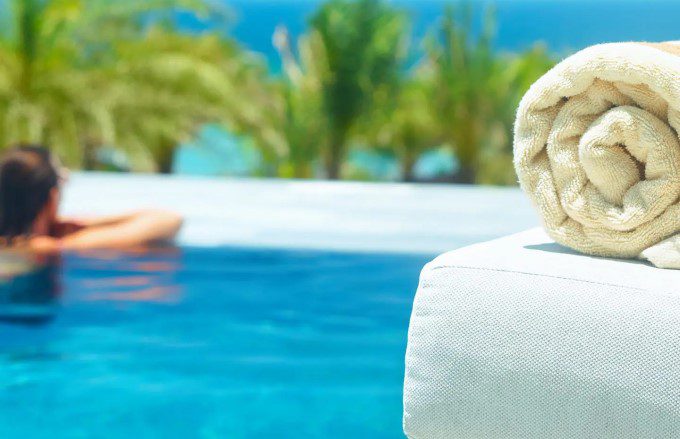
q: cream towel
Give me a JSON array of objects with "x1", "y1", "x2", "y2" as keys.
[{"x1": 514, "y1": 42, "x2": 680, "y2": 269}]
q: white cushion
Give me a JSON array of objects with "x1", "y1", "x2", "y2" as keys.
[{"x1": 404, "y1": 228, "x2": 679, "y2": 438}]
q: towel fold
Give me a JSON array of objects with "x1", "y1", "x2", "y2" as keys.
[{"x1": 514, "y1": 42, "x2": 680, "y2": 268}]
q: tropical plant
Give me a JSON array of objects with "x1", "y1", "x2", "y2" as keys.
[
  {"x1": 309, "y1": 0, "x2": 408, "y2": 179},
  {"x1": 475, "y1": 43, "x2": 555, "y2": 184},
  {"x1": 105, "y1": 27, "x2": 279, "y2": 172},
  {"x1": 423, "y1": 4, "x2": 554, "y2": 184},
  {"x1": 0, "y1": 0, "x2": 555, "y2": 182},
  {"x1": 0, "y1": 0, "x2": 269, "y2": 172},
  {"x1": 368, "y1": 74, "x2": 442, "y2": 182},
  {"x1": 270, "y1": 26, "x2": 327, "y2": 179},
  {"x1": 0, "y1": 0, "x2": 103, "y2": 166}
]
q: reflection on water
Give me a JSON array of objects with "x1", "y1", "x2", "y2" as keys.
[
  {"x1": 0, "y1": 251, "x2": 61, "y2": 326},
  {"x1": 84, "y1": 285, "x2": 181, "y2": 303},
  {"x1": 68, "y1": 245, "x2": 183, "y2": 305},
  {"x1": 0, "y1": 245, "x2": 183, "y2": 326}
]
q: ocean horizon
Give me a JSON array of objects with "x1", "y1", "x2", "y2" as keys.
[{"x1": 213, "y1": 0, "x2": 680, "y2": 69}]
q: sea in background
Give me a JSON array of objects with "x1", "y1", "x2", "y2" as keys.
[
  {"x1": 174, "y1": 0, "x2": 680, "y2": 178},
  {"x1": 219, "y1": 0, "x2": 680, "y2": 70}
]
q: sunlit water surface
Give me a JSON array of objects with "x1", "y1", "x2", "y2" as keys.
[{"x1": 0, "y1": 246, "x2": 432, "y2": 438}]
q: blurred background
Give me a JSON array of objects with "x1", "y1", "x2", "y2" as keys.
[
  {"x1": 0, "y1": 0, "x2": 677, "y2": 185},
  {"x1": 1, "y1": 1, "x2": 680, "y2": 438}
]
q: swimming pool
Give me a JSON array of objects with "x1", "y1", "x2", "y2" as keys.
[
  {"x1": 0, "y1": 175, "x2": 538, "y2": 437},
  {"x1": 0, "y1": 245, "x2": 432, "y2": 437}
]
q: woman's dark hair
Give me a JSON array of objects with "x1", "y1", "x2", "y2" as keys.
[{"x1": 0, "y1": 145, "x2": 59, "y2": 241}]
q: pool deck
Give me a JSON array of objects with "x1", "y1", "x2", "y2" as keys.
[{"x1": 62, "y1": 172, "x2": 539, "y2": 255}]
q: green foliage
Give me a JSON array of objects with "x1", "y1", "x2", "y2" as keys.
[
  {"x1": 0, "y1": 0, "x2": 265, "y2": 172},
  {"x1": 368, "y1": 75, "x2": 442, "y2": 181},
  {"x1": 102, "y1": 27, "x2": 275, "y2": 172},
  {"x1": 265, "y1": 1, "x2": 554, "y2": 185},
  {"x1": 269, "y1": 26, "x2": 327, "y2": 179},
  {"x1": 309, "y1": 0, "x2": 407, "y2": 179},
  {"x1": 0, "y1": 0, "x2": 96, "y2": 165},
  {"x1": 0, "y1": 0, "x2": 556, "y2": 184},
  {"x1": 422, "y1": 4, "x2": 554, "y2": 184}
]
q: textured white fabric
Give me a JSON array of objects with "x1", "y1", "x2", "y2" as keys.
[
  {"x1": 403, "y1": 229, "x2": 679, "y2": 438},
  {"x1": 513, "y1": 42, "x2": 680, "y2": 269}
]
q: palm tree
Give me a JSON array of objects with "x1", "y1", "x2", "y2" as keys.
[
  {"x1": 424, "y1": 5, "x2": 501, "y2": 183},
  {"x1": 476, "y1": 43, "x2": 554, "y2": 185},
  {"x1": 423, "y1": 4, "x2": 554, "y2": 184},
  {"x1": 0, "y1": 0, "x2": 267, "y2": 172},
  {"x1": 0, "y1": 0, "x2": 106, "y2": 166},
  {"x1": 270, "y1": 26, "x2": 327, "y2": 179},
  {"x1": 367, "y1": 75, "x2": 442, "y2": 182},
  {"x1": 105, "y1": 27, "x2": 278, "y2": 173},
  {"x1": 310, "y1": 0, "x2": 407, "y2": 179}
]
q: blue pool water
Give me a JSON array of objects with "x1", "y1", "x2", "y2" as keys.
[{"x1": 0, "y1": 245, "x2": 432, "y2": 438}]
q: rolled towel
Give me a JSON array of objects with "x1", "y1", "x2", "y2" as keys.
[{"x1": 514, "y1": 42, "x2": 680, "y2": 269}]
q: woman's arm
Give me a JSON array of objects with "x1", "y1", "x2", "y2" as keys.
[{"x1": 57, "y1": 210, "x2": 183, "y2": 250}]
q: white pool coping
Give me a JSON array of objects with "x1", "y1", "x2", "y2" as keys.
[{"x1": 61, "y1": 172, "x2": 539, "y2": 254}]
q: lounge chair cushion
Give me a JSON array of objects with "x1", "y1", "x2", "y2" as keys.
[{"x1": 403, "y1": 228, "x2": 679, "y2": 438}]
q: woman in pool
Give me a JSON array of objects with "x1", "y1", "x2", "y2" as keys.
[{"x1": 0, "y1": 145, "x2": 183, "y2": 251}]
